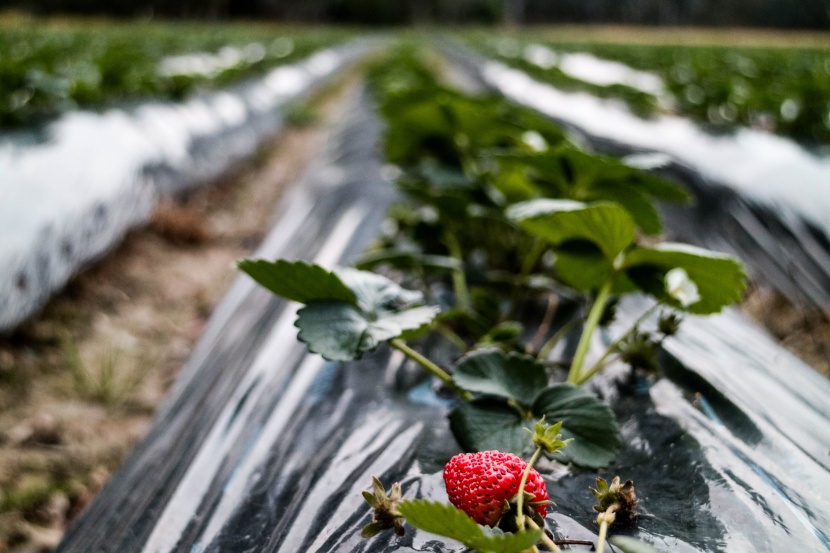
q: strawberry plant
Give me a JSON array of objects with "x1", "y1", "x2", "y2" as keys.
[
  {"x1": 0, "y1": 23, "x2": 347, "y2": 127},
  {"x1": 361, "y1": 419, "x2": 657, "y2": 552},
  {"x1": 239, "y1": 45, "x2": 747, "y2": 551},
  {"x1": 471, "y1": 34, "x2": 830, "y2": 145}
]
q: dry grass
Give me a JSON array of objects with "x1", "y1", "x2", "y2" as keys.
[
  {"x1": 742, "y1": 287, "x2": 830, "y2": 378},
  {"x1": 499, "y1": 25, "x2": 830, "y2": 48},
  {"x1": 0, "y1": 76, "x2": 358, "y2": 553}
]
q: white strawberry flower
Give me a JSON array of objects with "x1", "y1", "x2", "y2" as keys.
[
  {"x1": 665, "y1": 268, "x2": 700, "y2": 307},
  {"x1": 521, "y1": 130, "x2": 547, "y2": 152}
]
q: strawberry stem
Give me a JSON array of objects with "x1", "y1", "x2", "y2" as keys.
[
  {"x1": 596, "y1": 518, "x2": 609, "y2": 553},
  {"x1": 536, "y1": 317, "x2": 580, "y2": 361},
  {"x1": 595, "y1": 505, "x2": 618, "y2": 553},
  {"x1": 568, "y1": 276, "x2": 614, "y2": 384},
  {"x1": 526, "y1": 518, "x2": 561, "y2": 552},
  {"x1": 443, "y1": 229, "x2": 471, "y2": 311},
  {"x1": 389, "y1": 338, "x2": 473, "y2": 401},
  {"x1": 574, "y1": 301, "x2": 663, "y2": 385},
  {"x1": 516, "y1": 446, "x2": 543, "y2": 532}
]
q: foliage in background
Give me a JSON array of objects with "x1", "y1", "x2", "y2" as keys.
[
  {"x1": 3, "y1": 0, "x2": 830, "y2": 27},
  {"x1": 0, "y1": 22, "x2": 349, "y2": 127},
  {"x1": 241, "y1": 44, "x2": 745, "y2": 473},
  {"x1": 471, "y1": 34, "x2": 830, "y2": 145}
]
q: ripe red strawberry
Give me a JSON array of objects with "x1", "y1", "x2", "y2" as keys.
[{"x1": 443, "y1": 450, "x2": 549, "y2": 527}]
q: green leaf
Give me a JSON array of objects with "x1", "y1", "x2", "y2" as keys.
[
  {"x1": 240, "y1": 261, "x2": 440, "y2": 361},
  {"x1": 635, "y1": 171, "x2": 690, "y2": 203},
  {"x1": 335, "y1": 267, "x2": 424, "y2": 315},
  {"x1": 532, "y1": 384, "x2": 621, "y2": 469},
  {"x1": 398, "y1": 500, "x2": 542, "y2": 553},
  {"x1": 554, "y1": 246, "x2": 612, "y2": 292},
  {"x1": 623, "y1": 243, "x2": 747, "y2": 314},
  {"x1": 590, "y1": 181, "x2": 662, "y2": 235},
  {"x1": 452, "y1": 348, "x2": 548, "y2": 406},
  {"x1": 296, "y1": 302, "x2": 439, "y2": 362},
  {"x1": 449, "y1": 400, "x2": 531, "y2": 456},
  {"x1": 507, "y1": 199, "x2": 635, "y2": 260},
  {"x1": 544, "y1": 145, "x2": 688, "y2": 204},
  {"x1": 555, "y1": 247, "x2": 636, "y2": 294},
  {"x1": 449, "y1": 384, "x2": 620, "y2": 468},
  {"x1": 478, "y1": 321, "x2": 524, "y2": 346},
  {"x1": 610, "y1": 536, "x2": 662, "y2": 553},
  {"x1": 237, "y1": 259, "x2": 356, "y2": 305},
  {"x1": 238, "y1": 264, "x2": 438, "y2": 362}
]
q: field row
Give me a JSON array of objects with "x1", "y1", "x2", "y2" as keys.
[
  {"x1": 0, "y1": 22, "x2": 350, "y2": 126},
  {"x1": 467, "y1": 32, "x2": 830, "y2": 145}
]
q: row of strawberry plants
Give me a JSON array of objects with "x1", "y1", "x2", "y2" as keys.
[
  {"x1": 470, "y1": 34, "x2": 830, "y2": 145},
  {"x1": 0, "y1": 22, "x2": 350, "y2": 127},
  {"x1": 239, "y1": 46, "x2": 746, "y2": 552}
]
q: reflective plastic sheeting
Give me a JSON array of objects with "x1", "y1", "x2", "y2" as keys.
[
  {"x1": 0, "y1": 42, "x2": 374, "y2": 333},
  {"x1": 55, "y1": 90, "x2": 830, "y2": 553}
]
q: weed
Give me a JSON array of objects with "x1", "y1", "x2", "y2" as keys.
[
  {"x1": 281, "y1": 101, "x2": 320, "y2": 128},
  {"x1": 58, "y1": 331, "x2": 145, "y2": 406}
]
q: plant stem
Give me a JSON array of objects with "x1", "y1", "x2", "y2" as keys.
[
  {"x1": 516, "y1": 447, "x2": 543, "y2": 531},
  {"x1": 595, "y1": 505, "x2": 617, "y2": 553},
  {"x1": 537, "y1": 318, "x2": 580, "y2": 361},
  {"x1": 443, "y1": 230, "x2": 471, "y2": 311},
  {"x1": 436, "y1": 324, "x2": 468, "y2": 352},
  {"x1": 596, "y1": 518, "x2": 610, "y2": 553},
  {"x1": 389, "y1": 339, "x2": 472, "y2": 401},
  {"x1": 526, "y1": 518, "x2": 561, "y2": 552},
  {"x1": 509, "y1": 239, "x2": 548, "y2": 320},
  {"x1": 529, "y1": 294, "x2": 558, "y2": 353},
  {"x1": 567, "y1": 277, "x2": 614, "y2": 384},
  {"x1": 574, "y1": 302, "x2": 663, "y2": 386}
]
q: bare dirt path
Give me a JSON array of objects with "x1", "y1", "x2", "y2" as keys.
[{"x1": 0, "y1": 75, "x2": 360, "y2": 553}]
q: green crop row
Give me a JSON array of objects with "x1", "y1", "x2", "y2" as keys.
[
  {"x1": 469, "y1": 34, "x2": 830, "y2": 145},
  {"x1": 0, "y1": 22, "x2": 351, "y2": 127}
]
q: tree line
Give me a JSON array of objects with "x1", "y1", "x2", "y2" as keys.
[{"x1": 3, "y1": 0, "x2": 829, "y2": 28}]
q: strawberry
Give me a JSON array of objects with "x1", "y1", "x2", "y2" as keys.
[{"x1": 443, "y1": 450, "x2": 549, "y2": 527}]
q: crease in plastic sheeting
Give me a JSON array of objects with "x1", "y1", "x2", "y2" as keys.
[
  {"x1": 222, "y1": 424, "x2": 265, "y2": 495},
  {"x1": 225, "y1": 376, "x2": 262, "y2": 432},
  {"x1": 139, "y1": 200, "x2": 373, "y2": 553},
  {"x1": 197, "y1": 355, "x2": 328, "y2": 546},
  {"x1": 312, "y1": 204, "x2": 372, "y2": 270},
  {"x1": 696, "y1": 395, "x2": 830, "y2": 550},
  {"x1": 666, "y1": 312, "x2": 830, "y2": 476},
  {"x1": 290, "y1": 423, "x2": 425, "y2": 553},
  {"x1": 138, "y1": 300, "x2": 302, "y2": 553},
  {"x1": 654, "y1": 382, "x2": 830, "y2": 552}
]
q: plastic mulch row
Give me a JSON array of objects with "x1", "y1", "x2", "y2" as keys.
[{"x1": 53, "y1": 81, "x2": 830, "y2": 553}]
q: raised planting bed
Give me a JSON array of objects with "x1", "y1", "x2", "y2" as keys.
[
  {"x1": 0, "y1": 38, "x2": 377, "y2": 334},
  {"x1": 444, "y1": 42, "x2": 830, "y2": 316},
  {"x1": 54, "y1": 46, "x2": 830, "y2": 553},
  {"x1": 0, "y1": 22, "x2": 353, "y2": 128},
  {"x1": 467, "y1": 34, "x2": 830, "y2": 146}
]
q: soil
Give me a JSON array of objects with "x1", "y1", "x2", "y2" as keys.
[
  {"x1": 0, "y1": 76, "x2": 359, "y2": 553},
  {"x1": 742, "y1": 286, "x2": 830, "y2": 378}
]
